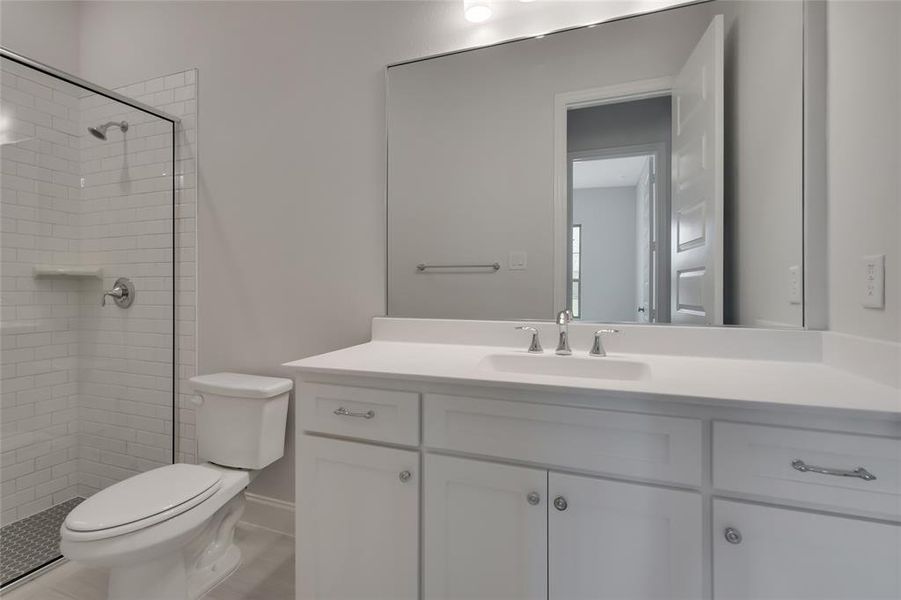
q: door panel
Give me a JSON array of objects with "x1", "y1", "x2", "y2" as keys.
[
  {"x1": 424, "y1": 454, "x2": 547, "y2": 600},
  {"x1": 298, "y1": 436, "x2": 418, "y2": 600},
  {"x1": 549, "y1": 473, "x2": 703, "y2": 599},
  {"x1": 671, "y1": 15, "x2": 724, "y2": 324},
  {"x1": 714, "y1": 499, "x2": 901, "y2": 599}
]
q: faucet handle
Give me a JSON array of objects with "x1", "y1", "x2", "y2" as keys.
[
  {"x1": 515, "y1": 326, "x2": 544, "y2": 353},
  {"x1": 590, "y1": 329, "x2": 621, "y2": 357}
]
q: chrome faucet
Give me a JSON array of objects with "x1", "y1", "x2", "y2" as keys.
[
  {"x1": 589, "y1": 328, "x2": 621, "y2": 357},
  {"x1": 555, "y1": 309, "x2": 572, "y2": 355},
  {"x1": 515, "y1": 326, "x2": 543, "y2": 353}
]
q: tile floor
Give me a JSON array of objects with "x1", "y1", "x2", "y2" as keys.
[
  {"x1": 0, "y1": 498, "x2": 84, "y2": 587},
  {"x1": 0, "y1": 523, "x2": 294, "y2": 600}
]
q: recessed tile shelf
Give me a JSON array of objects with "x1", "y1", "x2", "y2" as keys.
[{"x1": 32, "y1": 266, "x2": 103, "y2": 278}]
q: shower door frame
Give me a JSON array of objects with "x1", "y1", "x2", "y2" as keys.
[{"x1": 0, "y1": 47, "x2": 183, "y2": 588}]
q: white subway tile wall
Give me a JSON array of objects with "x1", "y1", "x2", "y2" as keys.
[
  {"x1": 0, "y1": 62, "x2": 197, "y2": 525},
  {"x1": 2, "y1": 61, "x2": 86, "y2": 527}
]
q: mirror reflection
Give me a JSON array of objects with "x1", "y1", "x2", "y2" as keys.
[{"x1": 387, "y1": 0, "x2": 804, "y2": 327}]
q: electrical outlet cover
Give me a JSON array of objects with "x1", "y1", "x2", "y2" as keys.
[{"x1": 861, "y1": 254, "x2": 885, "y2": 309}]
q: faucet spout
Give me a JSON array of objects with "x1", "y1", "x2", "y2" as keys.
[{"x1": 555, "y1": 310, "x2": 572, "y2": 355}]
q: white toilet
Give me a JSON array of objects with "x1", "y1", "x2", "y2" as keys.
[{"x1": 60, "y1": 372, "x2": 292, "y2": 600}]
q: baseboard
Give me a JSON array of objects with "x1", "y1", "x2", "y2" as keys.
[{"x1": 241, "y1": 492, "x2": 295, "y2": 537}]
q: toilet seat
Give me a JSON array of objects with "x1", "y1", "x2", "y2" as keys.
[{"x1": 64, "y1": 464, "x2": 223, "y2": 542}]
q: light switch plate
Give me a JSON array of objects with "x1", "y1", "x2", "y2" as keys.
[
  {"x1": 509, "y1": 251, "x2": 527, "y2": 271},
  {"x1": 861, "y1": 254, "x2": 885, "y2": 309},
  {"x1": 788, "y1": 265, "x2": 802, "y2": 305}
]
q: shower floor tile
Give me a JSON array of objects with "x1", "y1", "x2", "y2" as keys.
[{"x1": 0, "y1": 497, "x2": 83, "y2": 588}]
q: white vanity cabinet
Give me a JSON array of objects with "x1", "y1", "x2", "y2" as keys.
[
  {"x1": 713, "y1": 499, "x2": 901, "y2": 599},
  {"x1": 295, "y1": 379, "x2": 901, "y2": 600},
  {"x1": 298, "y1": 435, "x2": 419, "y2": 600},
  {"x1": 423, "y1": 454, "x2": 704, "y2": 600},
  {"x1": 424, "y1": 455, "x2": 547, "y2": 600},
  {"x1": 549, "y1": 473, "x2": 703, "y2": 600}
]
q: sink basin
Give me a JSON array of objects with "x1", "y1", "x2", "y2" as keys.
[{"x1": 479, "y1": 353, "x2": 651, "y2": 381}]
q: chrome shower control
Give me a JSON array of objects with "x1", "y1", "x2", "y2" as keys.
[{"x1": 101, "y1": 277, "x2": 135, "y2": 308}]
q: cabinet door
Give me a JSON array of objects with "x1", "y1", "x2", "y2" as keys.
[
  {"x1": 424, "y1": 454, "x2": 547, "y2": 600},
  {"x1": 549, "y1": 473, "x2": 703, "y2": 600},
  {"x1": 298, "y1": 436, "x2": 418, "y2": 600},
  {"x1": 714, "y1": 499, "x2": 901, "y2": 599}
]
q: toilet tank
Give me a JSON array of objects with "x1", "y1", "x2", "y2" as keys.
[{"x1": 189, "y1": 373, "x2": 293, "y2": 470}]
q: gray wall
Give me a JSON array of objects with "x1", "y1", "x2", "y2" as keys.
[
  {"x1": 0, "y1": 1, "x2": 80, "y2": 73},
  {"x1": 720, "y1": 0, "x2": 804, "y2": 328},
  {"x1": 827, "y1": 0, "x2": 900, "y2": 342},
  {"x1": 568, "y1": 96, "x2": 672, "y2": 154},
  {"x1": 573, "y1": 187, "x2": 638, "y2": 322}
]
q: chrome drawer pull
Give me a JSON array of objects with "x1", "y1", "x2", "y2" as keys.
[
  {"x1": 334, "y1": 407, "x2": 375, "y2": 419},
  {"x1": 791, "y1": 459, "x2": 876, "y2": 481}
]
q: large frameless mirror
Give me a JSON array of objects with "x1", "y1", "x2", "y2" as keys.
[{"x1": 387, "y1": 0, "x2": 808, "y2": 328}]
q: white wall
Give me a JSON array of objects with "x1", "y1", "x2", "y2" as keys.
[
  {"x1": 64, "y1": 0, "x2": 687, "y2": 503},
  {"x1": 827, "y1": 1, "x2": 900, "y2": 342},
  {"x1": 573, "y1": 186, "x2": 638, "y2": 322},
  {"x1": 0, "y1": 58, "x2": 196, "y2": 524},
  {"x1": 720, "y1": 0, "x2": 804, "y2": 329},
  {"x1": 0, "y1": 63, "x2": 83, "y2": 525},
  {"x1": 76, "y1": 71, "x2": 198, "y2": 495},
  {"x1": 0, "y1": 1, "x2": 80, "y2": 74}
]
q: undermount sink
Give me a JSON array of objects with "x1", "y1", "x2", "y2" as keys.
[{"x1": 479, "y1": 353, "x2": 651, "y2": 381}]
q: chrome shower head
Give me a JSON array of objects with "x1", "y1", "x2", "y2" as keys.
[{"x1": 88, "y1": 120, "x2": 129, "y2": 141}]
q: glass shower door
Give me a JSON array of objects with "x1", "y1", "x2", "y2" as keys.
[{"x1": 0, "y1": 51, "x2": 176, "y2": 588}]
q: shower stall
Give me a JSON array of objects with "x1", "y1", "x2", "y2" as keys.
[{"x1": 0, "y1": 48, "x2": 180, "y2": 588}]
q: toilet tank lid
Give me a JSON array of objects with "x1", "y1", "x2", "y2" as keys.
[{"x1": 190, "y1": 372, "x2": 293, "y2": 399}]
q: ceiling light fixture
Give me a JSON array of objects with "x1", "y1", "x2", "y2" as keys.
[{"x1": 464, "y1": 0, "x2": 492, "y2": 23}]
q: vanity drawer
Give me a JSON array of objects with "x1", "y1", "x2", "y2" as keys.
[
  {"x1": 713, "y1": 422, "x2": 901, "y2": 519},
  {"x1": 424, "y1": 394, "x2": 702, "y2": 486},
  {"x1": 299, "y1": 383, "x2": 420, "y2": 446}
]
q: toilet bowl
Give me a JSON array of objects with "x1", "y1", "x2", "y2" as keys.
[{"x1": 60, "y1": 373, "x2": 292, "y2": 600}]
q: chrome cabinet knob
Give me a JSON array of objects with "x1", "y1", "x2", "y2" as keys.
[
  {"x1": 399, "y1": 470, "x2": 413, "y2": 483},
  {"x1": 724, "y1": 527, "x2": 742, "y2": 544},
  {"x1": 553, "y1": 496, "x2": 568, "y2": 511},
  {"x1": 526, "y1": 491, "x2": 541, "y2": 505}
]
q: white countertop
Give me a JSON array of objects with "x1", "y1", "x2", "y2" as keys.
[{"x1": 285, "y1": 340, "x2": 901, "y2": 416}]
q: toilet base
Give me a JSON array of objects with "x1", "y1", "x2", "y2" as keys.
[
  {"x1": 105, "y1": 542, "x2": 241, "y2": 600},
  {"x1": 108, "y1": 552, "x2": 187, "y2": 600},
  {"x1": 188, "y1": 544, "x2": 242, "y2": 600}
]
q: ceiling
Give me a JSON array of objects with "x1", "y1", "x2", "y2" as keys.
[{"x1": 572, "y1": 155, "x2": 650, "y2": 190}]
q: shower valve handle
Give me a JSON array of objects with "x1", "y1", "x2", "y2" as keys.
[{"x1": 101, "y1": 278, "x2": 135, "y2": 308}]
